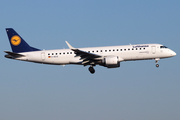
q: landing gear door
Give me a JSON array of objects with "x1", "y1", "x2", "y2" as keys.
[{"x1": 151, "y1": 46, "x2": 156, "y2": 54}]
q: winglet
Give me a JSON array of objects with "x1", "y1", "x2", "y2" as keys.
[{"x1": 65, "y1": 41, "x2": 75, "y2": 49}]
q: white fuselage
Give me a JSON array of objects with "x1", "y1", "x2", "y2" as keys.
[{"x1": 16, "y1": 43, "x2": 176, "y2": 66}]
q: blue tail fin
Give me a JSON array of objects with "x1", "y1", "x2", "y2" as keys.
[{"x1": 6, "y1": 28, "x2": 40, "y2": 53}]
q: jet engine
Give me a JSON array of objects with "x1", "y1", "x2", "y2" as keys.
[{"x1": 102, "y1": 56, "x2": 120, "y2": 68}]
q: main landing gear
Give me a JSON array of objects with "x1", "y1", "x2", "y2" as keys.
[
  {"x1": 89, "y1": 65, "x2": 95, "y2": 74},
  {"x1": 155, "y1": 58, "x2": 160, "y2": 68}
]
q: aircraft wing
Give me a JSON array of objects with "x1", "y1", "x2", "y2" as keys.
[{"x1": 65, "y1": 41, "x2": 102, "y2": 65}]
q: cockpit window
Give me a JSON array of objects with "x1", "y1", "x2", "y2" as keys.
[{"x1": 160, "y1": 46, "x2": 168, "y2": 48}]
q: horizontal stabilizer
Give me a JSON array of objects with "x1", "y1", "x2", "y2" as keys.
[{"x1": 4, "y1": 51, "x2": 25, "y2": 58}]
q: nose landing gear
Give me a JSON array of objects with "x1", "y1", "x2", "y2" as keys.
[
  {"x1": 89, "y1": 66, "x2": 95, "y2": 74},
  {"x1": 155, "y1": 58, "x2": 160, "y2": 68}
]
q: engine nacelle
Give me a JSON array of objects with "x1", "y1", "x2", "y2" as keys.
[{"x1": 103, "y1": 56, "x2": 120, "y2": 68}]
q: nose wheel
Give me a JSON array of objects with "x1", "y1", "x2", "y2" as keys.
[
  {"x1": 155, "y1": 58, "x2": 160, "y2": 68},
  {"x1": 156, "y1": 64, "x2": 159, "y2": 68},
  {"x1": 89, "y1": 66, "x2": 95, "y2": 74}
]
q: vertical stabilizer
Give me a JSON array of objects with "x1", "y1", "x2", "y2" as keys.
[{"x1": 6, "y1": 28, "x2": 40, "y2": 53}]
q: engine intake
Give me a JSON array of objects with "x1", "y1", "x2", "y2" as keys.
[{"x1": 103, "y1": 56, "x2": 120, "y2": 68}]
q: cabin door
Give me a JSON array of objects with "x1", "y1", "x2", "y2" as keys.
[
  {"x1": 151, "y1": 46, "x2": 156, "y2": 54},
  {"x1": 41, "y1": 52, "x2": 45, "y2": 61}
]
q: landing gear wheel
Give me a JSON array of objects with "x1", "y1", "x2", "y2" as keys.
[
  {"x1": 89, "y1": 67, "x2": 95, "y2": 74},
  {"x1": 155, "y1": 58, "x2": 160, "y2": 68},
  {"x1": 156, "y1": 64, "x2": 159, "y2": 68}
]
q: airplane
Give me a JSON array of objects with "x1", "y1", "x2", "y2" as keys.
[{"x1": 4, "y1": 28, "x2": 176, "y2": 74}]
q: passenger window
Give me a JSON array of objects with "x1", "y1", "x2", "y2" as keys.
[
  {"x1": 67, "y1": 52, "x2": 69, "y2": 54},
  {"x1": 96, "y1": 50, "x2": 98, "y2": 52},
  {"x1": 143, "y1": 48, "x2": 145, "y2": 50},
  {"x1": 52, "y1": 53, "x2": 54, "y2": 55},
  {"x1": 128, "y1": 49, "x2": 130, "y2": 51},
  {"x1": 113, "y1": 49, "x2": 115, "y2": 51},
  {"x1": 124, "y1": 49, "x2": 126, "y2": 51},
  {"x1": 101, "y1": 50, "x2": 102, "y2": 52},
  {"x1": 105, "y1": 50, "x2": 107, "y2": 52},
  {"x1": 56, "y1": 53, "x2": 57, "y2": 55},
  {"x1": 63, "y1": 53, "x2": 65, "y2": 54},
  {"x1": 109, "y1": 50, "x2": 111, "y2": 52},
  {"x1": 117, "y1": 49, "x2": 118, "y2": 51},
  {"x1": 132, "y1": 48, "x2": 134, "y2": 50},
  {"x1": 136, "y1": 48, "x2": 138, "y2": 50},
  {"x1": 59, "y1": 53, "x2": 61, "y2": 55},
  {"x1": 140, "y1": 48, "x2": 141, "y2": 50},
  {"x1": 48, "y1": 53, "x2": 50, "y2": 55},
  {"x1": 120, "y1": 49, "x2": 122, "y2": 51}
]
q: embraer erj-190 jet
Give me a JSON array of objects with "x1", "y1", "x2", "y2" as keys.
[{"x1": 5, "y1": 28, "x2": 176, "y2": 74}]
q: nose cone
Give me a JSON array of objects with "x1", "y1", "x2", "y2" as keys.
[{"x1": 171, "y1": 50, "x2": 176, "y2": 56}]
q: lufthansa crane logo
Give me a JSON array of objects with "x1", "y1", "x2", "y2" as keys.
[{"x1": 11, "y1": 35, "x2": 21, "y2": 46}]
